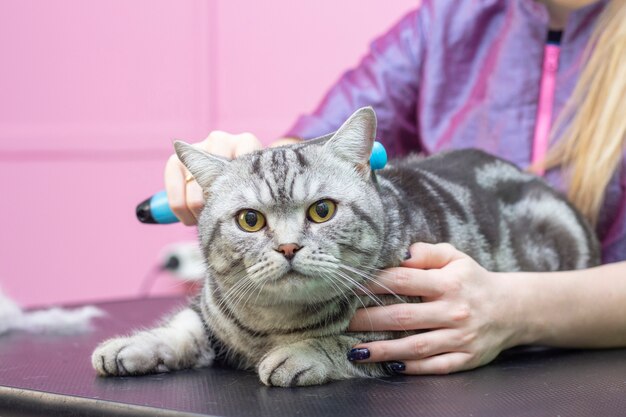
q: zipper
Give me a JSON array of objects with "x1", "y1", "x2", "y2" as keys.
[{"x1": 531, "y1": 43, "x2": 561, "y2": 176}]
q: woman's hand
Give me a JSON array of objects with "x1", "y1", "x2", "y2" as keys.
[
  {"x1": 164, "y1": 131, "x2": 262, "y2": 225},
  {"x1": 348, "y1": 242, "x2": 523, "y2": 375}
]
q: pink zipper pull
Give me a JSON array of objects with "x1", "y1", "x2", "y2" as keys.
[{"x1": 531, "y1": 44, "x2": 561, "y2": 176}]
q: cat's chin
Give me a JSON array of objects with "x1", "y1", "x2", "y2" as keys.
[{"x1": 261, "y1": 270, "x2": 349, "y2": 304}]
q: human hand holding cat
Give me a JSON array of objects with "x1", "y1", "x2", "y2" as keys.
[{"x1": 348, "y1": 242, "x2": 521, "y2": 375}]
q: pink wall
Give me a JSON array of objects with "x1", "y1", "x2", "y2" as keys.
[
  {"x1": 0, "y1": 0, "x2": 417, "y2": 307},
  {"x1": 213, "y1": 1, "x2": 420, "y2": 141}
]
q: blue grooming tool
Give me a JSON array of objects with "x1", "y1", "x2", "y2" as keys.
[
  {"x1": 370, "y1": 141, "x2": 387, "y2": 170},
  {"x1": 136, "y1": 141, "x2": 388, "y2": 224},
  {"x1": 136, "y1": 190, "x2": 179, "y2": 224}
]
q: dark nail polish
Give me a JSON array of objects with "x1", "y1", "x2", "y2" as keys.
[
  {"x1": 387, "y1": 361, "x2": 406, "y2": 373},
  {"x1": 347, "y1": 348, "x2": 370, "y2": 361},
  {"x1": 404, "y1": 250, "x2": 411, "y2": 260}
]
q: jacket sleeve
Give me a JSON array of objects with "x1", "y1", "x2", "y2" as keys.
[{"x1": 284, "y1": 8, "x2": 426, "y2": 157}]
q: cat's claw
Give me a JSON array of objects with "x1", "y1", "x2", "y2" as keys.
[
  {"x1": 258, "y1": 347, "x2": 330, "y2": 387},
  {"x1": 92, "y1": 333, "x2": 172, "y2": 376}
]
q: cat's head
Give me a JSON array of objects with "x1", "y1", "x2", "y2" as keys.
[{"x1": 175, "y1": 107, "x2": 385, "y2": 304}]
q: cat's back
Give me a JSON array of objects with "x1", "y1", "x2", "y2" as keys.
[
  {"x1": 400, "y1": 148, "x2": 530, "y2": 186},
  {"x1": 380, "y1": 148, "x2": 600, "y2": 271}
]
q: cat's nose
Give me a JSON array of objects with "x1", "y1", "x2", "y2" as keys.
[{"x1": 276, "y1": 243, "x2": 302, "y2": 260}]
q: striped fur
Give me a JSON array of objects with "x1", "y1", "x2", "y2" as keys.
[{"x1": 92, "y1": 107, "x2": 600, "y2": 386}]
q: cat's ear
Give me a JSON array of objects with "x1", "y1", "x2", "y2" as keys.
[
  {"x1": 324, "y1": 106, "x2": 377, "y2": 172},
  {"x1": 173, "y1": 140, "x2": 229, "y2": 189}
]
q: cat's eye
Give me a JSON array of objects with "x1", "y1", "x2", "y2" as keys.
[
  {"x1": 236, "y1": 209, "x2": 266, "y2": 232},
  {"x1": 307, "y1": 199, "x2": 336, "y2": 223}
]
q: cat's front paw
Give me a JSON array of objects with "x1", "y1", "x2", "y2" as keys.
[
  {"x1": 92, "y1": 333, "x2": 173, "y2": 377},
  {"x1": 258, "y1": 347, "x2": 331, "y2": 387}
]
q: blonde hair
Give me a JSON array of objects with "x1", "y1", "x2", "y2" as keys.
[{"x1": 541, "y1": 0, "x2": 626, "y2": 227}]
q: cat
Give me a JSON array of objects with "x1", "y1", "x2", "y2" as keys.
[{"x1": 92, "y1": 107, "x2": 600, "y2": 387}]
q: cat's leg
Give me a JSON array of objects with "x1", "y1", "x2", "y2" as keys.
[
  {"x1": 92, "y1": 307, "x2": 214, "y2": 376},
  {"x1": 257, "y1": 335, "x2": 388, "y2": 387}
]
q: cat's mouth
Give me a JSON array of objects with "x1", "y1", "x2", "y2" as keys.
[
  {"x1": 269, "y1": 263, "x2": 323, "y2": 283},
  {"x1": 272, "y1": 268, "x2": 306, "y2": 282}
]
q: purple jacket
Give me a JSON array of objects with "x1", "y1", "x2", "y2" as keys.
[{"x1": 286, "y1": 0, "x2": 625, "y2": 264}]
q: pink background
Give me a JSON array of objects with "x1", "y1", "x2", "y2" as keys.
[{"x1": 0, "y1": 0, "x2": 417, "y2": 307}]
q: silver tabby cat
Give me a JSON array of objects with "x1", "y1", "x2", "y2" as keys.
[{"x1": 92, "y1": 107, "x2": 600, "y2": 387}]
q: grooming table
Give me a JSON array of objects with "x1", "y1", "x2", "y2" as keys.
[{"x1": 1, "y1": 297, "x2": 625, "y2": 417}]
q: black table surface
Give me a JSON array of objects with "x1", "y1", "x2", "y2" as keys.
[{"x1": 1, "y1": 296, "x2": 626, "y2": 417}]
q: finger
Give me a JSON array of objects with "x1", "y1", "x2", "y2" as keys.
[
  {"x1": 401, "y1": 352, "x2": 473, "y2": 375},
  {"x1": 366, "y1": 267, "x2": 443, "y2": 297},
  {"x1": 350, "y1": 330, "x2": 461, "y2": 362},
  {"x1": 164, "y1": 154, "x2": 196, "y2": 225},
  {"x1": 185, "y1": 179, "x2": 205, "y2": 221},
  {"x1": 269, "y1": 137, "x2": 302, "y2": 148},
  {"x1": 202, "y1": 131, "x2": 238, "y2": 159},
  {"x1": 233, "y1": 133, "x2": 262, "y2": 157},
  {"x1": 348, "y1": 302, "x2": 452, "y2": 332},
  {"x1": 401, "y1": 242, "x2": 465, "y2": 270}
]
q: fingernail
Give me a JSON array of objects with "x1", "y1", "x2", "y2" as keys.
[
  {"x1": 347, "y1": 348, "x2": 370, "y2": 361},
  {"x1": 387, "y1": 361, "x2": 406, "y2": 373},
  {"x1": 403, "y1": 250, "x2": 412, "y2": 260}
]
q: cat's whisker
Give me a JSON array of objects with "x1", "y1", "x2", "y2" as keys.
[
  {"x1": 237, "y1": 284, "x2": 260, "y2": 307},
  {"x1": 316, "y1": 266, "x2": 377, "y2": 330},
  {"x1": 338, "y1": 265, "x2": 416, "y2": 335},
  {"x1": 253, "y1": 278, "x2": 270, "y2": 305},
  {"x1": 314, "y1": 260, "x2": 384, "y2": 308},
  {"x1": 218, "y1": 277, "x2": 253, "y2": 312},
  {"x1": 215, "y1": 266, "x2": 260, "y2": 312},
  {"x1": 333, "y1": 268, "x2": 414, "y2": 335},
  {"x1": 332, "y1": 269, "x2": 384, "y2": 308},
  {"x1": 247, "y1": 262, "x2": 269, "y2": 275},
  {"x1": 319, "y1": 261, "x2": 385, "y2": 306},
  {"x1": 331, "y1": 270, "x2": 412, "y2": 336},
  {"x1": 236, "y1": 261, "x2": 284, "y2": 309},
  {"x1": 317, "y1": 266, "x2": 367, "y2": 309},
  {"x1": 230, "y1": 278, "x2": 262, "y2": 312},
  {"x1": 241, "y1": 275, "x2": 270, "y2": 309},
  {"x1": 317, "y1": 268, "x2": 354, "y2": 307},
  {"x1": 229, "y1": 265, "x2": 267, "y2": 306},
  {"x1": 338, "y1": 264, "x2": 405, "y2": 303},
  {"x1": 215, "y1": 267, "x2": 251, "y2": 299},
  {"x1": 318, "y1": 266, "x2": 385, "y2": 334},
  {"x1": 212, "y1": 264, "x2": 248, "y2": 290}
]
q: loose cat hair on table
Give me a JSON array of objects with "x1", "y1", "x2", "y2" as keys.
[{"x1": 92, "y1": 107, "x2": 600, "y2": 387}]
